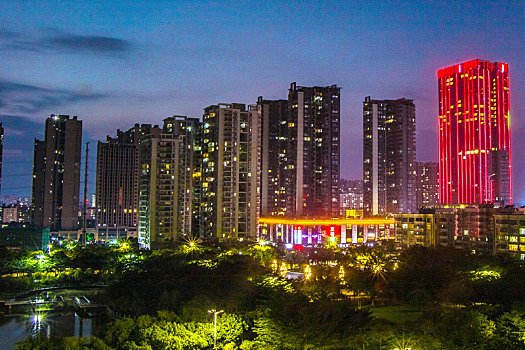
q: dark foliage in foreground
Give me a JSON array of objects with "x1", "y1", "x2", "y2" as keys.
[{"x1": 8, "y1": 244, "x2": 525, "y2": 349}]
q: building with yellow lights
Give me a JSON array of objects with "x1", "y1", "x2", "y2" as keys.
[
  {"x1": 200, "y1": 104, "x2": 260, "y2": 240},
  {"x1": 258, "y1": 84, "x2": 341, "y2": 219},
  {"x1": 395, "y1": 205, "x2": 521, "y2": 255},
  {"x1": 494, "y1": 211, "x2": 525, "y2": 260},
  {"x1": 137, "y1": 116, "x2": 201, "y2": 249}
]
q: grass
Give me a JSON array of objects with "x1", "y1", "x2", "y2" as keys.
[{"x1": 368, "y1": 305, "x2": 423, "y2": 324}]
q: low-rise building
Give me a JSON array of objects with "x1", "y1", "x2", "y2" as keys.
[
  {"x1": 395, "y1": 205, "x2": 521, "y2": 256},
  {"x1": 494, "y1": 213, "x2": 525, "y2": 261},
  {"x1": 0, "y1": 224, "x2": 50, "y2": 251},
  {"x1": 395, "y1": 212, "x2": 455, "y2": 248},
  {"x1": 1, "y1": 203, "x2": 32, "y2": 224}
]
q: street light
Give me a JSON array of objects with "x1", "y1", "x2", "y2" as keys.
[
  {"x1": 36, "y1": 255, "x2": 45, "y2": 267},
  {"x1": 208, "y1": 309, "x2": 224, "y2": 349}
]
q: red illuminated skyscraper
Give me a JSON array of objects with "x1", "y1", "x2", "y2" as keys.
[{"x1": 438, "y1": 59, "x2": 511, "y2": 205}]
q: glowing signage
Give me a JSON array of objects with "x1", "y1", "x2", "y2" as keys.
[{"x1": 325, "y1": 225, "x2": 340, "y2": 237}]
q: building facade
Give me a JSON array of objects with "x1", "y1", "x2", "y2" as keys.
[
  {"x1": 1, "y1": 203, "x2": 32, "y2": 224},
  {"x1": 259, "y1": 217, "x2": 395, "y2": 245},
  {"x1": 258, "y1": 97, "x2": 288, "y2": 217},
  {"x1": 200, "y1": 104, "x2": 260, "y2": 240},
  {"x1": 395, "y1": 212, "x2": 456, "y2": 248},
  {"x1": 340, "y1": 179, "x2": 363, "y2": 214},
  {"x1": 438, "y1": 59, "x2": 512, "y2": 205},
  {"x1": 0, "y1": 123, "x2": 3, "y2": 193},
  {"x1": 96, "y1": 124, "x2": 145, "y2": 233},
  {"x1": 32, "y1": 115, "x2": 82, "y2": 231},
  {"x1": 138, "y1": 117, "x2": 201, "y2": 248},
  {"x1": 495, "y1": 212, "x2": 525, "y2": 260},
  {"x1": 363, "y1": 97, "x2": 416, "y2": 215},
  {"x1": 396, "y1": 205, "x2": 517, "y2": 254},
  {"x1": 286, "y1": 83, "x2": 340, "y2": 218},
  {"x1": 415, "y1": 161, "x2": 439, "y2": 209},
  {"x1": 0, "y1": 225, "x2": 50, "y2": 251}
]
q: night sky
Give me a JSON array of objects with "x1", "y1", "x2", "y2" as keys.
[{"x1": 1, "y1": 1, "x2": 524, "y2": 204}]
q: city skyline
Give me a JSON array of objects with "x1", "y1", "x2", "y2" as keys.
[{"x1": 0, "y1": 1, "x2": 524, "y2": 204}]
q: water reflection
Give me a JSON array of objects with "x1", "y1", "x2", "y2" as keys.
[
  {"x1": 0, "y1": 311, "x2": 107, "y2": 350},
  {"x1": 0, "y1": 289, "x2": 108, "y2": 350},
  {"x1": 31, "y1": 312, "x2": 48, "y2": 338}
]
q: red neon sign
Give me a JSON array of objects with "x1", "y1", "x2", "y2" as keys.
[{"x1": 324, "y1": 225, "x2": 340, "y2": 237}]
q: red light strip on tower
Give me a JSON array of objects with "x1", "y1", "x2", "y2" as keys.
[{"x1": 438, "y1": 60, "x2": 512, "y2": 205}]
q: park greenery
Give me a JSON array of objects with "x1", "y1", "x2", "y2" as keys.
[{"x1": 2, "y1": 239, "x2": 525, "y2": 349}]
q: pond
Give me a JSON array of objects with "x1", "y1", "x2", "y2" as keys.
[{"x1": 0, "y1": 288, "x2": 110, "y2": 350}]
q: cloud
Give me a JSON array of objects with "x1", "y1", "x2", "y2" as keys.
[
  {"x1": 0, "y1": 28, "x2": 21, "y2": 39},
  {"x1": 1, "y1": 29, "x2": 132, "y2": 56},
  {"x1": 45, "y1": 34, "x2": 131, "y2": 53},
  {"x1": 0, "y1": 115, "x2": 41, "y2": 155},
  {"x1": 0, "y1": 80, "x2": 108, "y2": 114}
]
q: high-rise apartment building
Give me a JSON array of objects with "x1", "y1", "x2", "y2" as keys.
[
  {"x1": 258, "y1": 83, "x2": 341, "y2": 221},
  {"x1": 200, "y1": 103, "x2": 260, "y2": 240},
  {"x1": 363, "y1": 98, "x2": 387, "y2": 216},
  {"x1": 32, "y1": 115, "x2": 82, "y2": 231},
  {"x1": 363, "y1": 97, "x2": 416, "y2": 215},
  {"x1": 438, "y1": 59, "x2": 512, "y2": 205},
  {"x1": 138, "y1": 117, "x2": 201, "y2": 249},
  {"x1": 415, "y1": 161, "x2": 439, "y2": 209},
  {"x1": 257, "y1": 97, "x2": 288, "y2": 217},
  {"x1": 96, "y1": 124, "x2": 145, "y2": 231},
  {"x1": 0, "y1": 123, "x2": 3, "y2": 193},
  {"x1": 285, "y1": 83, "x2": 340, "y2": 218}
]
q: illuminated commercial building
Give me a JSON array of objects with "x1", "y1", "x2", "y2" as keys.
[
  {"x1": 415, "y1": 161, "x2": 439, "y2": 209},
  {"x1": 200, "y1": 104, "x2": 260, "y2": 240},
  {"x1": 286, "y1": 83, "x2": 341, "y2": 218},
  {"x1": 438, "y1": 59, "x2": 512, "y2": 205},
  {"x1": 32, "y1": 115, "x2": 82, "y2": 231},
  {"x1": 138, "y1": 116, "x2": 201, "y2": 249},
  {"x1": 363, "y1": 97, "x2": 416, "y2": 215},
  {"x1": 258, "y1": 217, "x2": 395, "y2": 245}
]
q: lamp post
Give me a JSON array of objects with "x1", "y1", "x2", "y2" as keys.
[{"x1": 208, "y1": 309, "x2": 223, "y2": 349}]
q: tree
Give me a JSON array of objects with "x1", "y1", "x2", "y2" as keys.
[
  {"x1": 489, "y1": 311, "x2": 525, "y2": 349},
  {"x1": 104, "y1": 318, "x2": 136, "y2": 348},
  {"x1": 437, "y1": 309, "x2": 496, "y2": 348}
]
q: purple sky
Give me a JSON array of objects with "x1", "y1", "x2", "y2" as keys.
[{"x1": 1, "y1": 0, "x2": 524, "y2": 204}]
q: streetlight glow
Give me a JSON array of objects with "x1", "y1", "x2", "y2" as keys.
[{"x1": 208, "y1": 309, "x2": 224, "y2": 349}]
